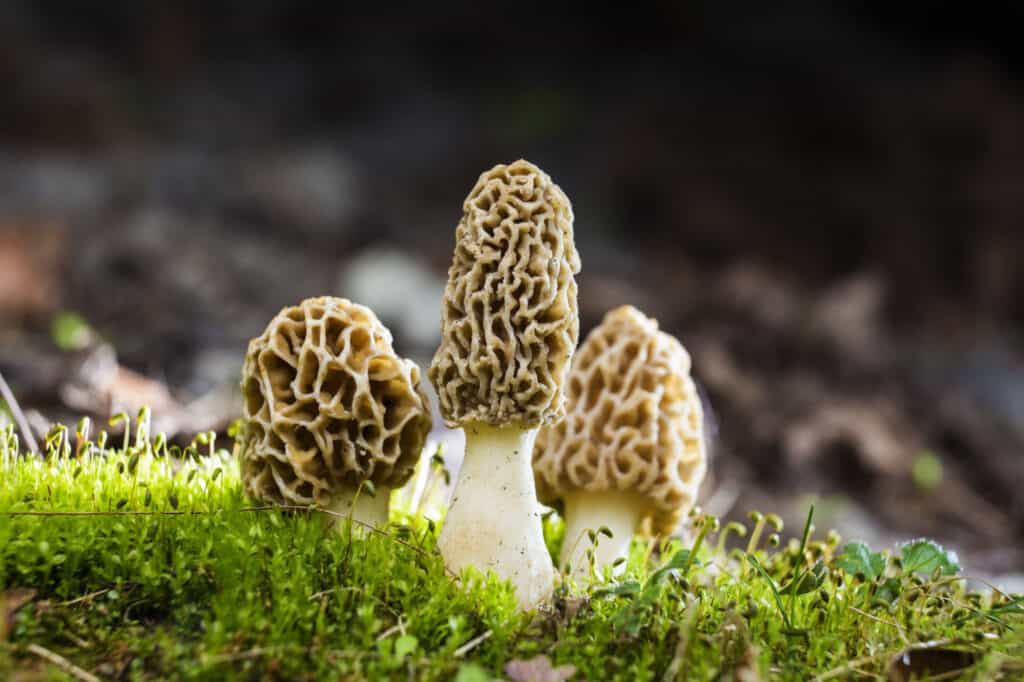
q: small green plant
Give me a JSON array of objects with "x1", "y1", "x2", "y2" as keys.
[
  {"x1": 0, "y1": 418, "x2": 1021, "y2": 680},
  {"x1": 49, "y1": 311, "x2": 94, "y2": 351}
]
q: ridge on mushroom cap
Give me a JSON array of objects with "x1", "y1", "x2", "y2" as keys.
[
  {"x1": 533, "y1": 305, "x2": 706, "y2": 536},
  {"x1": 237, "y1": 296, "x2": 432, "y2": 507},
  {"x1": 429, "y1": 159, "x2": 582, "y2": 428}
]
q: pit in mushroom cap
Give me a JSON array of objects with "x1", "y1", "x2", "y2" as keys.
[
  {"x1": 429, "y1": 159, "x2": 581, "y2": 428},
  {"x1": 237, "y1": 296, "x2": 432, "y2": 525},
  {"x1": 429, "y1": 159, "x2": 580, "y2": 610},
  {"x1": 533, "y1": 305, "x2": 706, "y2": 574}
]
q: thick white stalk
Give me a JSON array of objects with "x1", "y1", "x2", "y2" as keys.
[
  {"x1": 560, "y1": 490, "x2": 642, "y2": 581},
  {"x1": 325, "y1": 485, "x2": 392, "y2": 532},
  {"x1": 438, "y1": 422, "x2": 554, "y2": 610}
]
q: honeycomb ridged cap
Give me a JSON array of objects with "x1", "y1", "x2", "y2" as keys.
[
  {"x1": 237, "y1": 297, "x2": 432, "y2": 506},
  {"x1": 533, "y1": 305, "x2": 706, "y2": 536},
  {"x1": 429, "y1": 160, "x2": 581, "y2": 428}
]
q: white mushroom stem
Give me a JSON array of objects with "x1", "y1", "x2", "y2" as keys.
[
  {"x1": 438, "y1": 421, "x2": 555, "y2": 610},
  {"x1": 559, "y1": 490, "x2": 644, "y2": 581},
  {"x1": 325, "y1": 485, "x2": 392, "y2": 531}
]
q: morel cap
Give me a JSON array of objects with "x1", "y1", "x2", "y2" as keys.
[
  {"x1": 429, "y1": 160, "x2": 581, "y2": 428},
  {"x1": 533, "y1": 305, "x2": 706, "y2": 535},
  {"x1": 238, "y1": 296, "x2": 432, "y2": 507}
]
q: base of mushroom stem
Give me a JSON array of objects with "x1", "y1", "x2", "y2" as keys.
[
  {"x1": 438, "y1": 422, "x2": 555, "y2": 610},
  {"x1": 324, "y1": 485, "x2": 392, "y2": 532},
  {"x1": 559, "y1": 490, "x2": 644, "y2": 582}
]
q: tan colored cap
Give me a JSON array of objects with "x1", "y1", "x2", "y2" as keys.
[
  {"x1": 238, "y1": 296, "x2": 432, "y2": 506},
  {"x1": 429, "y1": 160, "x2": 581, "y2": 428},
  {"x1": 533, "y1": 305, "x2": 706, "y2": 535}
]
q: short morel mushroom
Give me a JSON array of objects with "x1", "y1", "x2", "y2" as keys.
[
  {"x1": 533, "y1": 305, "x2": 706, "y2": 579},
  {"x1": 429, "y1": 159, "x2": 581, "y2": 609},
  {"x1": 237, "y1": 297, "x2": 432, "y2": 529}
]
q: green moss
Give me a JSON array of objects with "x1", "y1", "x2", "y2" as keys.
[{"x1": 0, "y1": 419, "x2": 1021, "y2": 680}]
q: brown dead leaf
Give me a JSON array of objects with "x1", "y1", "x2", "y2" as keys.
[
  {"x1": 0, "y1": 225, "x2": 64, "y2": 319},
  {"x1": 1, "y1": 588, "x2": 37, "y2": 639},
  {"x1": 888, "y1": 647, "x2": 975, "y2": 681},
  {"x1": 59, "y1": 343, "x2": 233, "y2": 439},
  {"x1": 719, "y1": 610, "x2": 762, "y2": 681},
  {"x1": 562, "y1": 596, "x2": 588, "y2": 621},
  {"x1": 505, "y1": 655, "x2": 577, "y2": 682}
]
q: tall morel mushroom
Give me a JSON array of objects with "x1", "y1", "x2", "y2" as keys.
[
  {"x1": 533, "y1": 305, "x2": 706, "y2": 579},
  {"x1": 237, "y1": 296, "x2": 432, "y2": 529},
  {"x1": 429, "y1": 159, "x2": 581, "y2": 609}
]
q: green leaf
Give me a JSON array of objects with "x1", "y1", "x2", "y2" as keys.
[
  {"x1": 872, "y1": 577, "x2": 903, "y2": 606},
  {"x1": 835, "y1": 542, "x2": 887, "y2": 580},
  {"x1": 900, "y1": 539, "x2": 960, "y2": 576},
  {"x1": 454, "y1": 663, "x2": 491, "y2": 682},
  {"x1": 647, "y1": 549, "x2": 698, "y2": 586},
  {"x1": 394, "y1": 634, "x2": 418, "y2": 658},
  {"x1": 746, "y1": 554, "x2": 792, "y2": 630},
  {"x1": 593, "y1": 580, "x2": 641, "y2": 598},
  {"x1": 992, "y1": 597, "x2": 1024, "y2": 615},
  {"x1": 781, "y1": 559, "x2": 826, "y2": 595}
]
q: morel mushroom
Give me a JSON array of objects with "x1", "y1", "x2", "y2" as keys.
[
  {"x1": 533, "y1": 305, "x2": 706, "y2": 579},
  {"x1": 429, "y1": 159, "x2": 581, "y2": 609},
  {"x1": 237, "y1": 296, "x2": 432, "y2": 529}
]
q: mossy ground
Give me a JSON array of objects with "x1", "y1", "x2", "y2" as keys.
[{"x1": 0, "y1": 417, "x2": 1021, "y2": 681}]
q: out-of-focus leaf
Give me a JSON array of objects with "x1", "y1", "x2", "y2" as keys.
[
  {"x1": 394, "y1": 634, "x2": 418, "y2": 658},
  {"x1": 505, "y1": 655, "x2": 577, "y2": 682},
  {"x1": 51, "y1": 311, "x2": 94, "y2": 351},
  {"x1": 454, "y1": 663, "x2": 491, "y2": 682},
  {"x1": 872, "y1": 577, "x2": 903, "y2": 607}
]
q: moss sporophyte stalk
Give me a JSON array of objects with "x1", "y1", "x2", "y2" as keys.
[{"x1": 1, "y1": 418, "x2": 1021, "y2": 680}]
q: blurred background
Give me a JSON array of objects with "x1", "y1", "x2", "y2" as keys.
[{"x1": 1, "y1": 2, "x2": 1022, "y2": 581}]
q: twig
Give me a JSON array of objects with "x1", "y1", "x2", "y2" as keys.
[
  {"x1": 453, "y1": 630, "x2": 492, "y2": 658},
  {"x1": 0, "y1": 368, "x2": 39, "y2": 455},
  {"x1": 849, "y1": 605, "x2": 909, "y2": 643},
  {"x1": 844, "y1": 663, "x2": 885, "y2": 680},
  {"x1": 26, "y1": 643, "x2": 100, "y2": 682},
  {"x1": 814, "y1": 638, "x2": 958, "y2": 681},
  {"x1": 205, "y1": 646, "x2": 276, "y2": 664},
  {"x1": 927, "y1": 670, "x2": 973, "y2": 682},
  {"x1": 310, "y1": 586, "x2": 364, "y2": 601},
  {"x1": 814, "y1": 651, "x2": 891, "y2": 681},
  {"x1": 376, "y1": 618, "x2": 407, "y2": 642},
  {"x1": 661, "y1": 597, "x2": 700, "y2": 682},
  {"x1": 57, "y1": 588, "x2": 111, "y2": 607},
  {"x1": 2, "y1": 509, "x2": 234, "y2": 517},
  {"x1": 63, "y1": 630, "x2": 92, "y2": 649}
]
